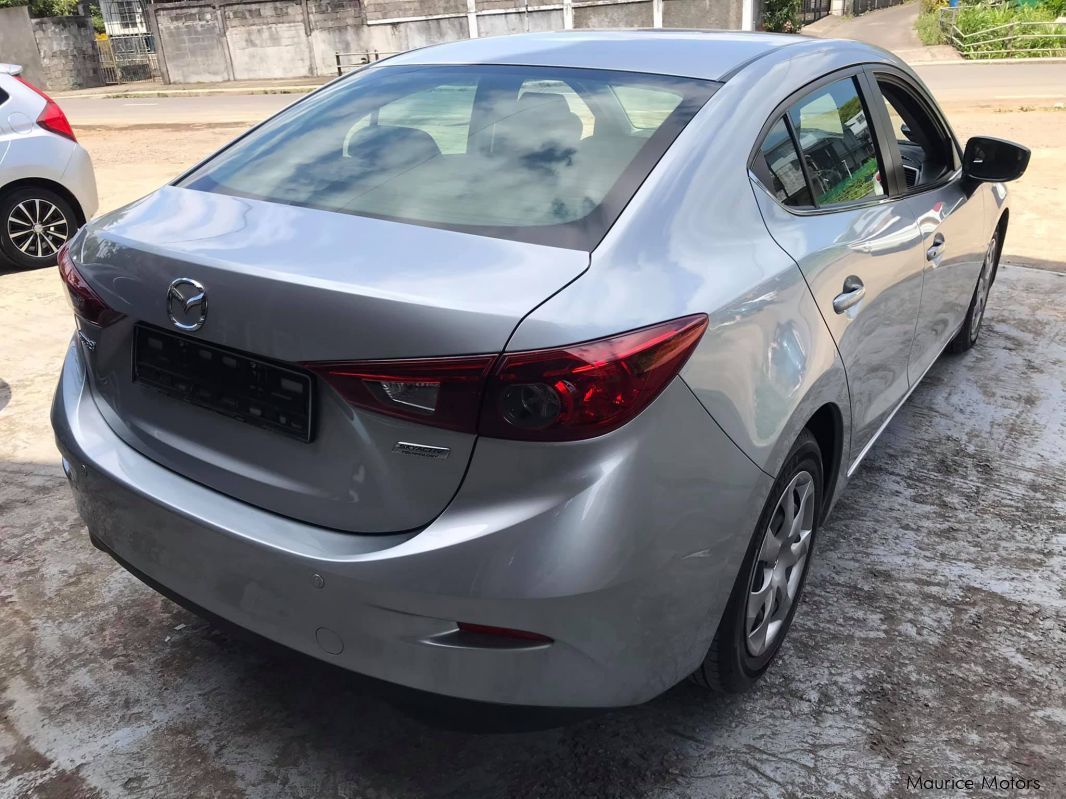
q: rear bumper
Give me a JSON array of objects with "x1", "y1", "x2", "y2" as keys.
[{"x1": 53, "y1": 339, "x2": 771, "y2": 707}]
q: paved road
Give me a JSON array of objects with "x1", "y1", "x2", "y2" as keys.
[
  {"x1": 61, "y1": 61, "x2": 1066, "y2": 129},
  {"x1": 917, "y1": 61, "x2": 1066, "y2": 106}
]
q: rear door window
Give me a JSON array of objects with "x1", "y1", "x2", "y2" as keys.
[
  {"x1": 178, "y1": 64, "x2": 717, "y2": 250},
  {"x1": 787, "y1": 78, "x2": 883, "y2": 207}
]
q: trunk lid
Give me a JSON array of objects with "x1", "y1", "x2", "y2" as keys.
[{"x1": 76, "y1": 187, "x2": 588, "y2": 532}]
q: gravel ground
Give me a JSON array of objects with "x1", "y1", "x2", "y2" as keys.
[{"x1": 0, "y1": 105, "x2": 1064, "y2": 799}]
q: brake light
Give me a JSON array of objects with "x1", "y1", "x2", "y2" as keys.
[
  {"x1": 15, "y1": 76, "x2": 76, "y2": 142},
  {"x1": 303, "y1": 355, "x2": 497, "y2": 433},
  {"x1": 305, "y1": 315, "x2": 707, "y2": 440},
  {"x1": 58, "y1": 244, "x2": 123, "y2": 327},
  {"x1": 480, "y1": 314, "x2": 708, "y2": 441}
]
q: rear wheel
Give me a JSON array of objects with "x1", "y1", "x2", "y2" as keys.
[
  {"x1": 0, "y1": 186, "x2": 76, "y2": 269},
  {"x1": 692, "y1": 429, "x2": 822, "y2": 693},
  {"x1": 947, "y1": 229, "x2": 999, "y2": 354}
]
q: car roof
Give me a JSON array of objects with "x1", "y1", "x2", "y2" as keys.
[{"x1": 382, "y1": 30, "x2": 809, "y2": 82}]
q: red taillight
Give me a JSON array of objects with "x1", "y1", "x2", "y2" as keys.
[
  {"x1": 58, "y1": 244, "x2": 123, "y2": 327},
  {"x1": 16, "y1": 76, "x2": 76, "y2": 142},
  {"x1": 303, "y1": 355, "x2": 497, "y2": 433},
  {"x1": 480, "y1": 314, "x2": 708, "y2": 441},
  {"x1": 305, "y1": 315, "x2": 707, "y2": 441},
  {"x1": 456, "y1": 622, "x2": 552, "y2": 643}
]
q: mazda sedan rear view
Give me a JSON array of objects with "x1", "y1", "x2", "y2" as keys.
[{"x1": 52, "y1": 31, "x2": 1028, "y2": 708}]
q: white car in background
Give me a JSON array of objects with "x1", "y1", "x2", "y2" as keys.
[{"x1": 0, "y1": 63, "x2": 97, "y2": 269}]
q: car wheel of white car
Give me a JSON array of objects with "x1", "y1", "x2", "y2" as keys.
[
  {"x1": 691, "y1": 429, "x2": 823, "y2": 694},
  {"x1": 0, "y1": 186, "x2": 76, "y2": 269}
]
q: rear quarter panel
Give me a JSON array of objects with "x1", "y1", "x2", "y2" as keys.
[{"x1": 509, "y1": 42, "x2": 880, "y2": 506}]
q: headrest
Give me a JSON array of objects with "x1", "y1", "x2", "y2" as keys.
[{"x1": 492, "y1": 92, "x2": 583, "y2": 156}]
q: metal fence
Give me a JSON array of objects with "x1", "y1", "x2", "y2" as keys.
[
  {"x1": 96, "y1": 0, "x2": 160, "y2": 83},
  {"x1": 96, "y1": 34, "x2": 160, "y2": 84},
  {"x1": 939, "y1": 9, "x2": 1066, "y2": 58},
  {"x1": 851, "y1": 0, "x2": 901, "y2": 16},
  {"x1": 335, "y1": 51, "x2": 403, "y2": 76},
  {"x1": 800, "y1": 0, "x2": 831, "y2": 25}
]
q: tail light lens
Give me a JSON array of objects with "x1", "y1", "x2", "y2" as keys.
[
  {"x1": 480, "y1": 314, "x2": 708, "y2": 441},
  {"x1": 456, "y1": 622, "x2": 552, "y2": 643},
  {"x1": 15, "y1": 76, "x2": 76, "y2": 142},
  {"x1": 58, "y1": 244, "x2": 123, "y2": 327},
  {"x1": 303, "y1": 355, "x2": 497, "y2": 433},
  {"x1": 306, "y1": 315, "x2": 707, "y2": 441}
]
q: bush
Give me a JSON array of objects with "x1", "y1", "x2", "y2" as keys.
[
  {"x1": 916, "y1": 10, "x2": 945, "y2": 44},
  {"x1": 764, "y1": 0, "x2": 801, "y2": 33},
  {"x1": 0, "y1": 0, "x2": 79, "y2": 15},
  {"x1": 953, "y1": 3, "x2": 1066, "y2": 57}
]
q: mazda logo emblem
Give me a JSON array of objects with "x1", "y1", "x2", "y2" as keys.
[{"x1": 166, "y1": 278, "x2": 207, "y2": 332}]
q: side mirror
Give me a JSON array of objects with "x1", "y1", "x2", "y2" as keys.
[{"x1": 963, "y1": 136, "x2": 1030, "y2": 183}]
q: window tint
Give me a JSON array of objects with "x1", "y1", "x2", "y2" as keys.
[
  {"x1": 753, "y1": 118, "x2": 812, "y2": 207},
  {"x1": 788, "y1": 78, "x2": 882, "y2": 207},
  {"x1": 874, "y1": 79, "x2": 955, "y2": 189},
  {"x1": 343, "y1": 82, "x2": 477, "y2": 156},
  {"x1": 518, "y1": 79, "x2": 596, "y2": 138},
  {"x1": 179, "y1": 65, "x2": 716, "y2": 250},
  {"x1": 611, "y1": 84, "x2": 685, "y2": 132}
]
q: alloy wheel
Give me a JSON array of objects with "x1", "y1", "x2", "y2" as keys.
[
  {"x1": 7, "y1": 198, "x2": 68, "y2": 259},
  {"x1": 745, "y1": 470, "x2": 816, "y2": 657},
  {"x1": 970, "y1": 233, "x2": 998, "y2": 341}
]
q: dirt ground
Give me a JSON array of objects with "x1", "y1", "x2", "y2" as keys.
[{"x1": 0, "y1": 103, "x2": 1064, "y2": 798}]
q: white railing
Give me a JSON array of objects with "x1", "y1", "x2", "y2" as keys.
[{"x1": 939, "y1": 11, "x2": 1066, "y2": 58}]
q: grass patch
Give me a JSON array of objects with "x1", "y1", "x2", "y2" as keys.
[
  {"x1": 949, "y1": 4, "x2": 1066, "y2": 58},
  {"x1": 916, "y1": 10, "x2": 945, "y2": 45},
  {"x1": 819, "y1": 159, "x2": 879, "y2": 206}
]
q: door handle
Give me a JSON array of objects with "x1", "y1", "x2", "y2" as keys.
[
  {"x1": 833, "y1": 275, "x2": 866, "y2": 314},
  {"x1": 927, "y1": 233, "x2": 946, "y2": 262}
]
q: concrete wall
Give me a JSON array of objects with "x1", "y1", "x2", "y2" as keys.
[
  {"x1": 155, "y1": 4, "x2": 233, "y2": 83},
  {"x1": 30, "y1": 16, "x2": 105, "y2": 91},
  {"x1": 663, "y1": 0, "x2": 741, "y2": 29},
  {"x1": 155, "y1": 0, "x2": 745, "y2": 84},
  {"x1": 224, "y1": 0, "x2": 314, "y2": 79},
  {"x1": 0, "y1": 6, "x2": 48, "y2": 88},
  {"x1": 574, "y1": 0, "x2": 653, "y2": 29}
]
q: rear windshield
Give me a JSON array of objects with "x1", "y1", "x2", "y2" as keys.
[{"x1": 178, "y1": 64, "x2": 717, "y2": 250}]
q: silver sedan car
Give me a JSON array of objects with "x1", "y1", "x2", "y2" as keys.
[{"x1": 52, "y1": 31, "x2": 1028, "y2": 709}]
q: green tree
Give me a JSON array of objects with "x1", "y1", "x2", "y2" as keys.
[
  {"x1": 0, "y1": 0, "x2": 81, "y2": 16},
  {"x1": 763, "y1": 0, "x2": 801, "y2": 32}
]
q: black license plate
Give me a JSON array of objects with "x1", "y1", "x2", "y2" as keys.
[{"x1": 133, "y1": 324, "x2": 313, "y2": 441}]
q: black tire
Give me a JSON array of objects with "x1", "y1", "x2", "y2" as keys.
[
  {"x1": 946, "y1": 228, "x2": 1000, "y2": 354},
  {"x1": 691, "y1": 429, "x2": 823, "y2": 693},
  {"x1": 0, "y1": 186, "x2": 77, "y2": 269}
]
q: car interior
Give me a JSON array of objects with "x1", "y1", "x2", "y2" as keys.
[{"x1": 876, "y1": 79, "x2": 956, "y2": 189}]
